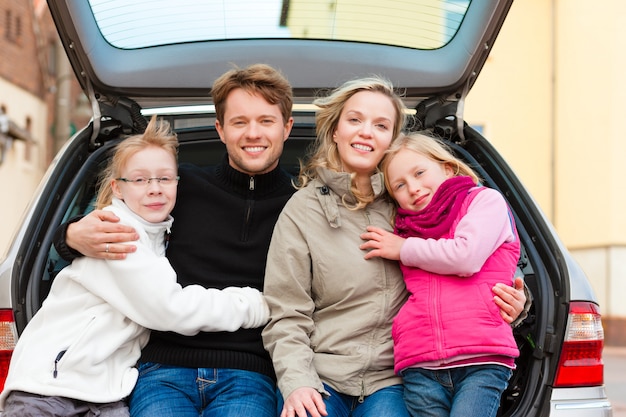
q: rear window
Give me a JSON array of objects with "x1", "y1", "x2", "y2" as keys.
[{"x1": 88, "y1": 0, "x2": 470, "y2": 50}]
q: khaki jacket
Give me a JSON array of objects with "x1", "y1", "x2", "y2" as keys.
[{"x1": 262, "y1": 168, "x2": 408, "y2": 400}]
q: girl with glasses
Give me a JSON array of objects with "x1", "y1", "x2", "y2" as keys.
[{"x1": 0, "y1": 115, "x2": 269, "y2": 417}]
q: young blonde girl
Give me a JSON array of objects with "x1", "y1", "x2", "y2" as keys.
[
  {"x1": 361, "y1": 132, "x2": 520, "y2": 417},
  {"x1": 0, "y1": 115, "x2": 268, "y2": 417}
]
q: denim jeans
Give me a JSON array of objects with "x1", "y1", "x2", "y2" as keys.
[
  {"x1": 401, "y1": 365, "x2": 512, "y2": 417},
  {"x1": 128, "y1": 363, "x2": 276, "y2": 417},
  {"x1": 277, "y1": 383, "x2": 409, "y2": 417}
]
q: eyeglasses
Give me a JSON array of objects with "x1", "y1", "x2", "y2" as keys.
[{"x1": 115, "y1": 176, "x2": 180, "y2": 187}]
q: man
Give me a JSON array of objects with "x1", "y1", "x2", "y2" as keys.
[
  {"x1": 54, "y1": 64, "x2": 526, "y2": 416},
  {"x1": 54, "y1": 64, "x2": 295, "y2": 416}
]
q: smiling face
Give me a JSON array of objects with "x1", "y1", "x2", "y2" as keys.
[
  {"x1": 111, "y1": 146, "x2": 178, "y2": 223},
  {"x1": 215, "y1": 88, "x2": 294, "y2": 176},
  {"x1": 386, "y1": 147, "x2": 454, "y2": 212},
  {"x1": 333, "y1": 90, "x2": 396, "y2": 180}
]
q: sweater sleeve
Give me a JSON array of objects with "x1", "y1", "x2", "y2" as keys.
[
  {"x1": 73, "y1": 238, "x2": 268, "y2": 335},
  {"x1": 399, "y1": 188, "x2": 515, "y2": 276},
  {"x1": 261, "y1": 195, "x2": 326, "y2": 400},
  {"x1": 52, "y1": 216, "x2": 85, "y2": 262}
]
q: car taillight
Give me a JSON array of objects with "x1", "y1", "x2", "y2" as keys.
[
  {"x1": 554, "y1": 301, "x2": 604, "y2": 387},
  {"x1": 0, "y1": 309, "x2": 16, "y2": 392}
]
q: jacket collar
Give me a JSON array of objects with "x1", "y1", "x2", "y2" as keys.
[
  {"x1": 316, "y1": 167, "x2": 387, "y2": 203},
  {"x1": 109, "y1": 197, "x2": 173, "y2": 253},
  {"x1": 110, "y1": 197, "x2": 173, "y2": 233},
  {"x1": 313, "y1": 168, "x2": 388, "y2": 229}
]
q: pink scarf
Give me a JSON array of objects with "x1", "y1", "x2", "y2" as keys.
[{"x1": 395, "y1": 176, "x2": 475, "y2": 239}]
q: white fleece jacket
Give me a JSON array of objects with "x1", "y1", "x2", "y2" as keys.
[{"x1": 0, "y1": 198, "x2": 268, "y2": 408}]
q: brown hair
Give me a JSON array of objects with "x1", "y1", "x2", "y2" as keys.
[
  {"x1": 95, "y1": 115, "x2": 178, "y2": 209},
  {"x1": 211, "y1": 63, "x2": 293, "y2": 126}
]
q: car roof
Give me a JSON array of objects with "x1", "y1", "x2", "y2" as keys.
[{"x1": 48, "y1": 0, "x2": 513, "y2": 110}]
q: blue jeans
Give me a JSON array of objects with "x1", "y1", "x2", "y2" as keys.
[
  {"x1": 401, "y1": 365, "x2": 512, "y2": 417},
  {"x1": 277, "y1": 383, "x2": 409, "y2": 417},
  {"x1": 128, "y1": 363, "x2": 276, "y2": 417}
]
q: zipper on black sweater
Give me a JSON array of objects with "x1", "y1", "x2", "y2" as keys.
[{"x1": 241, "y1": 176, "x2": 255, "y2": 242}]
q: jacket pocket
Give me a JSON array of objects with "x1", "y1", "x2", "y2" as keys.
[{"x1": 51, "y1": 316, "x2": 96, "y2": 378}]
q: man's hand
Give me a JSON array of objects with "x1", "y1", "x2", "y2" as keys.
[
  {"x1": 66, "y1": 210, "x2": 139, "y2": 260},
  {"x1": 493, "y1": 277, "x2": 527, "y2": 324},
  {"x1": 281, "y1": 387, "x2": 327, "y2": 417}
]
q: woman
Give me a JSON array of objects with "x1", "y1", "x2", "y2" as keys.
[{"x1": 262, "y1": 77, "x2": 526, "y2": 417}]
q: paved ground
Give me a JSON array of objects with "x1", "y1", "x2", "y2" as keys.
[{"x1": 604, "y1": 346, "x2": 626, "y2": 416}]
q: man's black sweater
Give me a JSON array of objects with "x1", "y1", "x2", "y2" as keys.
[{"x1": 139, "y1": 156, "x2": 295, "y2": 379}]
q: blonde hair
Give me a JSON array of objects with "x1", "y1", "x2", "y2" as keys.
[
  {"x1": 298, "y1": 76, "x2": 407, "y2": 209},
  {"x1": 95, "y1": 115, "x2": 179, "y2": 209},
  {"x1": 381, "y1": 132, "x2": 480, "y2": 199}
]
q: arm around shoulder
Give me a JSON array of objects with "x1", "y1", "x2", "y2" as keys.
[
  {"x1": 61, "y1": 209, "x2": 138, "y2": 260},
  {"x1": 53, "y1": 216, "x2": 85, "y2": 262}
]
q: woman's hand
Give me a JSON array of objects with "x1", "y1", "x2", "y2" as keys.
[
  {"x1": 493, "y1": 277, "x2": 527, "y2": 324},
  {"x1": 281, "y1": 387, "x2": 327, "y2": 417},
  {"x1": 66, "y1": 210, "x2": 139, "y2": 259}
]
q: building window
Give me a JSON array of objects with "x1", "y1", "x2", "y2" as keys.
[
  {"x1": 4, "y1": 9, "x2": 23, "y2": 44},
  {"x1": 15, "y1": 16, "x2": 22, "y2": 40},
  {"x1": 279, "y1": 0, "x2": 289, "y2": 27},
  {"x1": 48, "y1": 40, "x2": 57, "y2": 76},
  {"x1": 24, "y1": 116, "x2": 32, "y2": 163},
  {"x1": 4, "y1": 10, "x2": 12, "y2": 40},
  {"x1": 472, "y1": 124, "x2": 485, "y2": 134}
]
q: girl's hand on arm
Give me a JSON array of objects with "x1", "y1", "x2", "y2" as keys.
[
  {"x1": 360, "y1": 226, "x2": 405, "y2": 260},
  {"x1": 281, "y1": 387, "x2": 327, "y2": 417},
  {"x1": 493, "y1": 276, "x2": 527, "y2": 324},
  {"x1": 66, "y1": 209, "x2": 138, "y2": 260}
]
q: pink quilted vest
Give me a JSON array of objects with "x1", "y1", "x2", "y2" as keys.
[{"x1": 392, "y1": 188, "x2": 520, "y2": 374}]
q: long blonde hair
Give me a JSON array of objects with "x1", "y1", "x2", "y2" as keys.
[
  {"x1": 381, "y1": 132, "x2": 480, "y2": 200},
  {"x1": 95, "y1": 115, "x2": 178, "y2": 209},
  {"x1": 298, "y1": 76, "x2": 407, "y2": 209}
]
